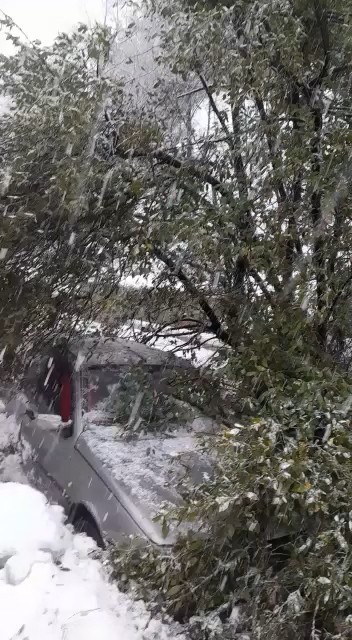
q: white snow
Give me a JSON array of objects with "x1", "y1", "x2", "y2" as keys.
[
  {"x1": 0, "y1": 451, "x2": 29, "y2": 483},
  {"x1": 118, "y1": 320, "x2": 220, "y2": 367},
  {"x1": 0, "y1": 483, "x2": 71, "y2": 561},
  {"x1": 0, "y1": 412, "x2": 17, "y2": 449},
  {"x1": 75, "y1": 349, "x2": 86, "y2": 371},
  {"x1": 79, "y1": 318, "x2": 222, "y2": 367},
  {"x1": 82, "y1": 422, "x2": 199, "y2": 516},
  {"x1": 0, "y1": 480, "x2": 185, "y2": 640},
  {"x1": 0, "y1": 412, "x2": 186, "y2": 640},
  {"x1": 0, "y1": 412, "x2": 28, "y2": 484}
]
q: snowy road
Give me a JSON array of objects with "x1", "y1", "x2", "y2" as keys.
[{"x1": 0, "y1": 414, "x2": 184, "y2": 640}]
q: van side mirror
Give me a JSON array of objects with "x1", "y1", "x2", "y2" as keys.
[
  {"x1": 25, "y1": 408, "x2": 36, "y2": 421},
  {"x1": 60, "y1": 421, "x2": 73, "y2": 439}
]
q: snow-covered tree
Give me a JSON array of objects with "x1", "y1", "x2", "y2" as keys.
[{"x1": 2, "y1": 2, "x2": 352, "y2": 636}]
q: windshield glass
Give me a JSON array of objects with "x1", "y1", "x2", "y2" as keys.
[{"x1": 82, "y1": 365, "x2": 215, "y2": 434}]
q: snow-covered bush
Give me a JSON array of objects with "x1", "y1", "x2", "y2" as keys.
[{"x1": 111, "y1": 393, "x2": 352, "y2": 639}]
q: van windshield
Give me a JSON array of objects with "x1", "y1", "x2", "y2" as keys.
[{"x1": 82, "y1": 365, "x2": 215, "y2": 434}]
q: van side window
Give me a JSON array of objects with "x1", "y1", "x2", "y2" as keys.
[
  {"x1": 36, "y1": 353, "x2": 73, "y2": 421},
  {"x1": 81, "y1": 365, "x2": 198, "y2": 435},
  {"x1": 22, "y1": 357, "x2": 42, "y2": 403},
  {"x1": 36, "y1": 357, "x2": 61, "y2": 414}
]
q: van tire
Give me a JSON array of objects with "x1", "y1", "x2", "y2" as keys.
[{"x1": 71, "y1": 509, "x2": 105, "y2": 549}]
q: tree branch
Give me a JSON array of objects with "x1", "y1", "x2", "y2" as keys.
[
  {"x1": 198, "y1": 73, "x2": 233, "y2": 141},
  {"x1": 197, "y1": 74, "x2": 250, "y2": 211},
  {"x1": 231, "y1": 105, "x2": 250, "y2": 203},
  {"x1": 309, "y1": 0, "x2": 330, "y2": 88},
  {"x1": 153, "y1": 246, "x2": 232, "y2": 346},
  {"x1": 253, "y1": 93, "x2": 287, "y2": 204},
  {"x1": 322, "y1": 271, "x2": 352, "y2": 328},
  {"x1": 115, "y1": 142, "x2": 236, "y2": 202},
  {"x1": 248, "y1": 268, "x2": 275, "y2": 306},
  {"x1": 310, "y1": 105, "x2": 326, "y2": 345},
  {"x1": 254, "y1": 87, "x2": 302, "y2": 285}
]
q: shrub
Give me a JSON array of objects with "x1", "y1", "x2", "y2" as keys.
[{"x1": 110, "y1": 398, "x2": 352, "y2": 639}]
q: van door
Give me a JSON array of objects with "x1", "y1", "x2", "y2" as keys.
[
  {"x1": 20, "y1": 354, "x2": 72, "y2": 485},
  {"x1": 42, "y1": 372, "x2": 80, "y2": 497},
  {"x1": 19, "y1": 356, "x2": 58, "y2": 467}
]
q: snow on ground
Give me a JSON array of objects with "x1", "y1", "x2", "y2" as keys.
[
  {"x1": 0, "y1": 411, "x2": 28, "y2": 484},
  {"x1": 0, "y1": 413, "x2": 186, "y2": 640},
  {"x1": 0, "y1": 408, "x2": 18, "y2": 451},
  {"x1": 0, "y1": 482, "x2": 181, "y2": 640}
]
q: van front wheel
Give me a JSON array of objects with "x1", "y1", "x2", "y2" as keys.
[{"x1": 71, "y1": 509, "x2": 105, "y2": 549}]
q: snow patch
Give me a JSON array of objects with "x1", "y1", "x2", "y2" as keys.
[
  {"x1": 75, "y1": 350, "x2": 86, "y2": 371},
  {"x1": 82, "y1": 423, "x2": 198, "y2": 517},
  {"x1": 0, "y1": 483, "x2": 71, "y2": 562},
  {"x1": 0, "y1": 481, "x2": 186, "y2": 640},
  {"x1": 0, "y1": 413, "x2": 27, "y2": 484},
  {"x1": 0, "y1": 452, "x2": 28, "y2": 484}
]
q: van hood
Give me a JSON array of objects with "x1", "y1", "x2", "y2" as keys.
[{"x1": 77, "y1": 418, "x2": 212, "y2": 545}]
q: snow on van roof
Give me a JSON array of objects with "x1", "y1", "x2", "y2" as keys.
[{"x1": 73, "y1": 338, "x2": 192, "y2": 370}]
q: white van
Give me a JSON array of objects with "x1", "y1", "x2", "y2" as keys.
[{"x1": 8, "y1": 338, "x2": 213, "y2": 547}]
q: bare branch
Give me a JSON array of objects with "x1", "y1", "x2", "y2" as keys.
[
  {"x1": 114, "y1": 143, "x2": 236, "y2": 201},
  {"x1": 322, "y1": 271, "x2": 352, "y2": 328},
  {"x1": 248, "y1": 268, "x2": 275, "y2": 306},
  {"x1": 153, "y1": 246, "x2": 232, "y2": 346},
  {"x1": 309, "y1": 0, "x2": 330, "y2": 87},
  {"x1": 198, "y1": 73, "x2": 233, "y2": 141}
]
